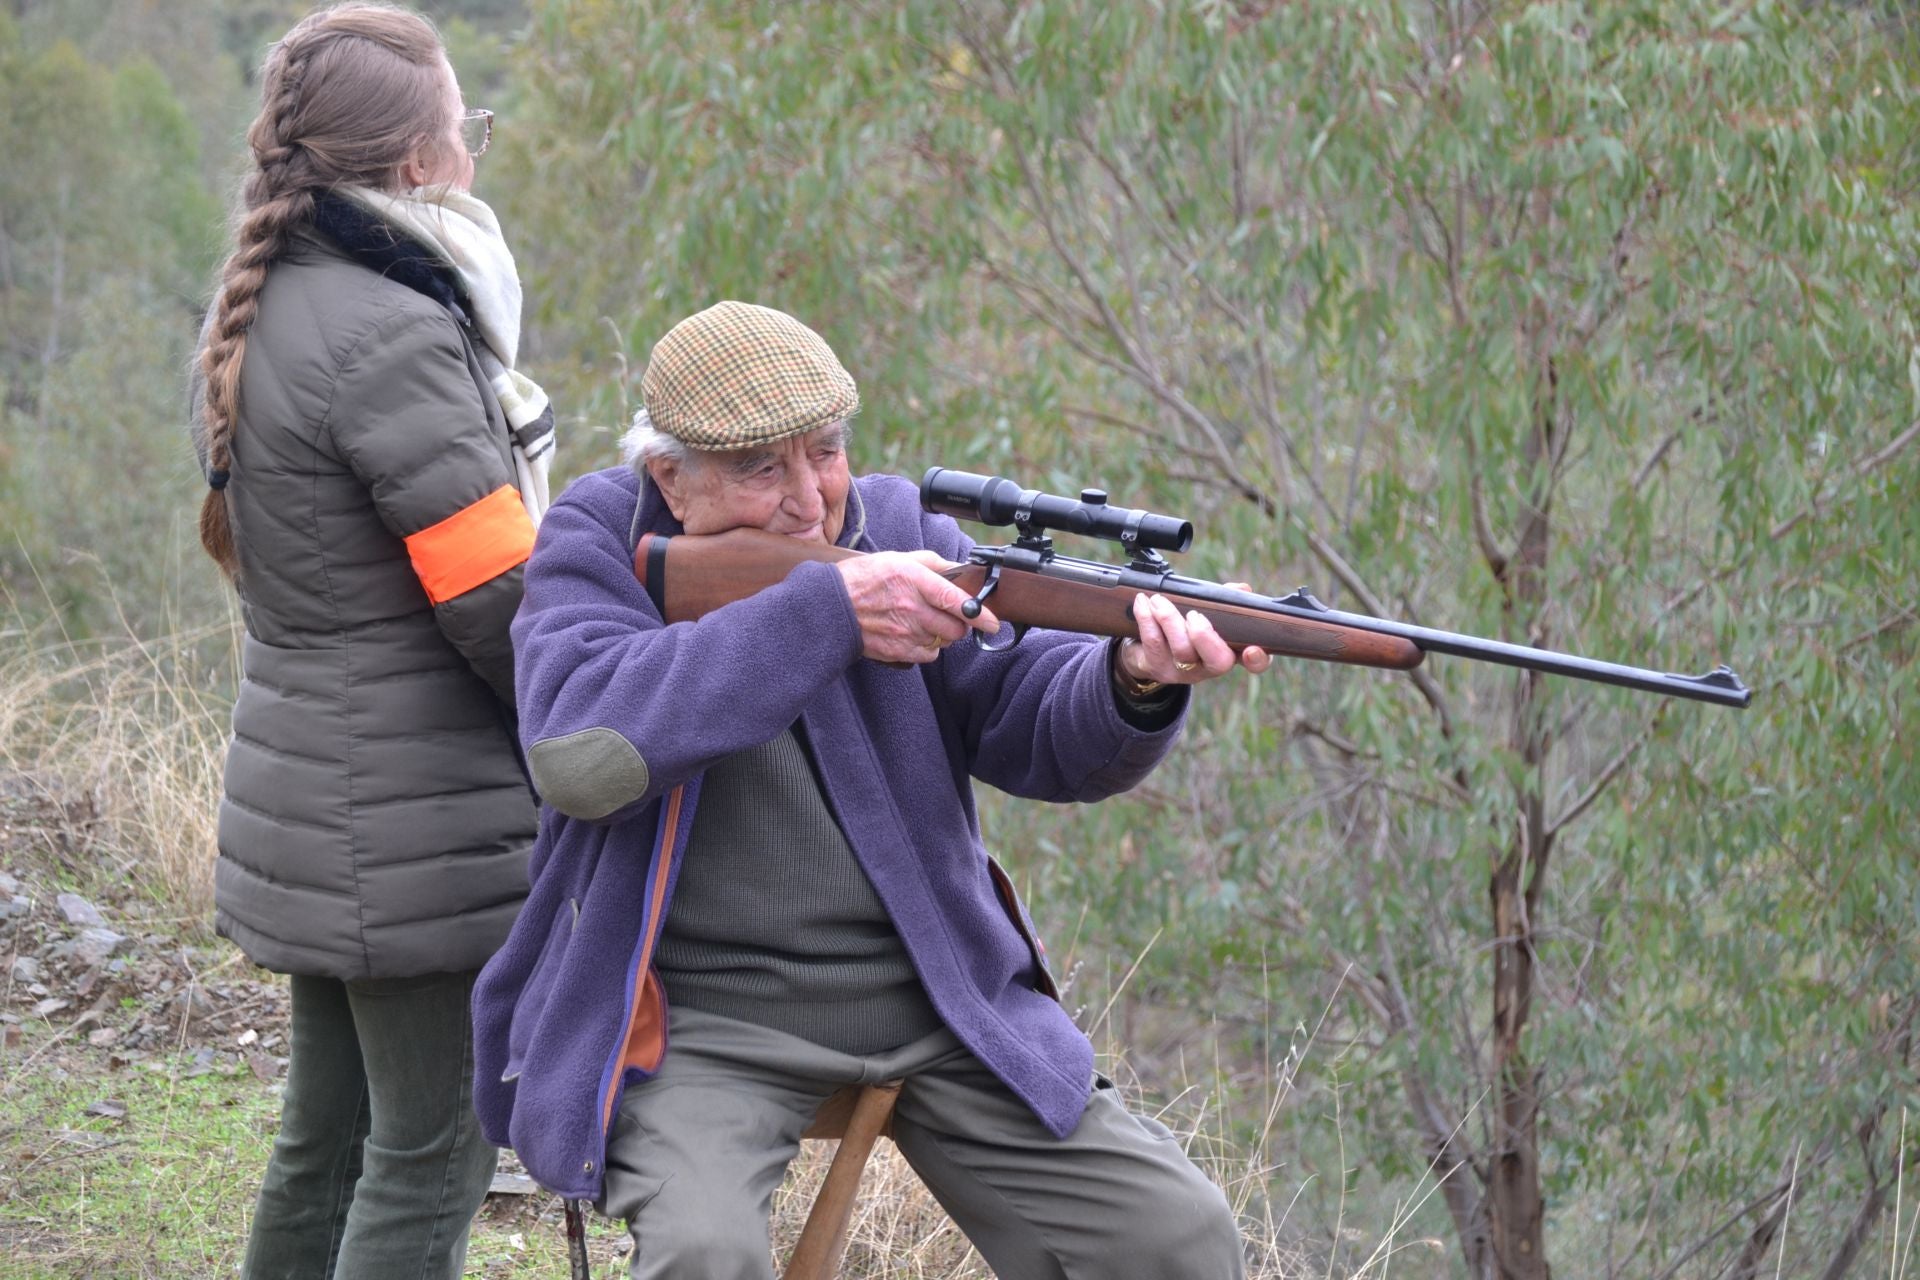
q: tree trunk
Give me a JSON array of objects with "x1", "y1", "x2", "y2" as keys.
[
  {"x1": 1815, "y1": 1180, "x2": 1887, "y2": 1280},
  {"x1": 1485, "y1": 336, "x2": 1559, "y2": 1280},
  {"x1": 1726, "y1": 1192, "x2": 1792, "y2": 1280},
  {"x1": 1488, "y1": 847, "x2": 1550, "y2": 1280}
]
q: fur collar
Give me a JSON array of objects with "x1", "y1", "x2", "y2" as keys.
[{"x1": 311, "y1": 194, "x2": 470, "y2": 326}]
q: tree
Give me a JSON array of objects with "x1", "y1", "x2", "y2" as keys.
[
  {"x1": 0, "y1": 14, "x2": 223, "y2": 634},
  {"x1": 489, "y1": 2, "x2": 1919, "y2": 1272}
]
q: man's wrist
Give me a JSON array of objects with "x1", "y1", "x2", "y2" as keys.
[{"x1": 1110, "y1": 639, "x2": 1168, "y2": 702}]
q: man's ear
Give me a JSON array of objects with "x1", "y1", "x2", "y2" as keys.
[{"x1": 646, "y1": 457, "x2": 688, "y2": 522}]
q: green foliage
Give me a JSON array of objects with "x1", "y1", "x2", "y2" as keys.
[
  {"x1": 490, "y1": 0, "x2": 1919, "y2": 1271},
  {"x1": 0, "y1": 14, "x2": 225, "y2": 636},
  {"x1": 0, "y1": 0, "x2": 1912, "y2": 1273}
]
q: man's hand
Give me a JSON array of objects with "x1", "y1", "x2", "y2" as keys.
[
  {"x1": 836, "y1": 551, "x2": 1000, "y2": 665},
  {"x1": 1118, "y1": 591, "x2": 1273, "y2": 687}
]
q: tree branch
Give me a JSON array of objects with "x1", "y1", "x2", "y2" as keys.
[
  {"x1": 1660, "y1": 415, "x2": 1920, "y2": 620},
  {"x1": 1546, "y1": 710, "x2": 1661, "y2": 839}
]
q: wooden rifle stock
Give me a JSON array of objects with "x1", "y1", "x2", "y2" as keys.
[{"x1": 632, "y1": 528, "x2": 1425, "y2": 671}]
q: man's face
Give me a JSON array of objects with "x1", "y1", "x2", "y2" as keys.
[{"x1": 648, "y1": 422, "x2": 852, "y2": 545}]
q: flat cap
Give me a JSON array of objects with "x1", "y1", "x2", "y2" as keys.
[{"x1": 640, "y1": 301, "x2": 860, "y2": 451}]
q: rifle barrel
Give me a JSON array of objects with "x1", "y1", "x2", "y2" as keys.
[
  {"x1": 983, "y1": 550, "x2": 1752, "y2": 709},
  {"x1": 1282, "y1": 599, "x2": 1751, "y2": 707}
]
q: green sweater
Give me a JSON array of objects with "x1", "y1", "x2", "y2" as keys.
[{"x1": 653, "y1": 726, "x2": 945, "y2": 1055}]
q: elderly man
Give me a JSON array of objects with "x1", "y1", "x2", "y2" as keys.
[{"x1": 473, "y1": 301, "x2": 1268, "y2": 1279}]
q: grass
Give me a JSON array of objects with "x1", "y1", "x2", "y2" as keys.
[
  {"x1": 0, "y1": 1018, "x2": 642, "y2": 1278},
  {"x1": 1, "y1": 1038, "x2": 280, "y2": 1277}
]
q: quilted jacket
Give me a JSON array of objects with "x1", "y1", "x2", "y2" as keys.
[{"x1": 198, "y1": 225, "x2": 537, "y2": 979}]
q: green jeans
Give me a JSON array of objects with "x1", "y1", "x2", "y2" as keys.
[{"x1": 241, "y1": 971, "x2": 498, "y2": 1280}]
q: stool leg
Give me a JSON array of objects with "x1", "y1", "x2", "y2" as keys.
[
  {"x1": 564, "y1": 1198, "x2": 592, "y2": 1280},
  {"x1": 783, "y1": 1083, "x2": 902, "y2": 1280}
]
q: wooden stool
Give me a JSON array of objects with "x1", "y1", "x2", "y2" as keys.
[
  {"x1": 783, "y1": 1081, "x2": 904, "y2": 1280},
  {"x1": 562, "y1": 1080, "x2": 905, "y2": 1280}
]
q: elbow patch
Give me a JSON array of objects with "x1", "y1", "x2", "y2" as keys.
[{"x1": 528, "y1": 727, "x2": 650, "y2": 819}]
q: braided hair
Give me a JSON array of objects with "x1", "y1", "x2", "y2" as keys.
[{"x1": 197, "y1": 3, "x2": 452, "y2": 577}]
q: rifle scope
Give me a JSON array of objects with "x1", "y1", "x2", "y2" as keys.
[{"x1": 920, "y1": 468, "x2": 1193, "y2": 554}]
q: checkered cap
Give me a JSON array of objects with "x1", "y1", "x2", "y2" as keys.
[{"x1": 640, "y1": 301, "x2": 860, "y2": 451}]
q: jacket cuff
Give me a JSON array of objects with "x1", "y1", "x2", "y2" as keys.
[{"x1": 1104, "y1": 637, "x2": 1188, "y2": 732}]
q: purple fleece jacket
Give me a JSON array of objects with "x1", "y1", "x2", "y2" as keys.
[{"x1": 471, "y1": 465, "x2": 1188, "y2": 1200}]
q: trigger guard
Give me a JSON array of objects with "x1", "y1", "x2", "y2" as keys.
[{"x1": 971, "y1": 621, "x2": 1025, "y2": 653}]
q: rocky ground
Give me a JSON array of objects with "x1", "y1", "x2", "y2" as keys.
[
  {"x1": 0, "y1": 775, "x2": 630, "y2": 1278},
  {"x1": 0, "y1": 789, "x2": 289, "y2": 1085}
]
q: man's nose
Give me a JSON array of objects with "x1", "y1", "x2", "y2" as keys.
[{"x1": 783, "y1": 461, "x2": 826, "y2": 516}]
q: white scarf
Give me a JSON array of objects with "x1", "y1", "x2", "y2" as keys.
[{"x1": 339, "y1": 185, "x2": 554, "y2": 525}]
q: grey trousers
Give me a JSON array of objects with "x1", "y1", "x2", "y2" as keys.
[
  {"x1": 241, "y1": 971, "x2": 498, "y2": 1280},
  {"x1": 599, "y1": 1006, "x2": 1245, "y2": 1280}
]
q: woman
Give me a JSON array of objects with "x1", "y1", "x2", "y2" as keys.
[{"x1": 191, "y1": 5, "x2": 545, "y2": 1276}]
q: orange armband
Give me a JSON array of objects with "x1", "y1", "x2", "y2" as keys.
[{"x1": 404, "y1": 485, "x2": 535, "y2": 605}]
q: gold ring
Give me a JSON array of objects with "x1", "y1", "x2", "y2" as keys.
[{"x1": 1174, "y1": 660, "x2": 1197, "y2": 673}]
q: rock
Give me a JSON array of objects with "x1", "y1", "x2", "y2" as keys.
[
  {"x1": 56, "y1": 893, "x2": 106, "y2": 927},
  {"x1": 33, "y1": 997, "x2": 70, "y2": 1017},
  {"x1": 0, "y1": 870, "x2": 18, "y2": 895},
  {"x1": 65, "y1": 928, "x2": 128, "y2": 968},
  {"x1": 87, "y1": 1027, "x2": 118, "y2": 1048},
  {"x1": 11, "y1": 955, "x2": 41, "y2": 984},
  {"x1": 489, "y1": 1171, "x2": 538, "y2": 1196},
  {"x1": 5, "y1": 895, "x2": 30, "y2": 917}
]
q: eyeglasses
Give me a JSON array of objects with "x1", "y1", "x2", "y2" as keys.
[{"x1": 459, "y1": 108, "x2": 494, "y2": 158}]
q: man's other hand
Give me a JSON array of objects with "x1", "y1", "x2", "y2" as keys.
[
  {"x1": 1118, "y1": 591, "x2": 1273, "y2": 686},
  {"x1": 836, "y1": 551, "x2": 1000, "y2": 665}
]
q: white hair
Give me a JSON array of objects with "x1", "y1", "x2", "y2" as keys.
[
  {"x1": 620, "y1": 409, "x2": 855, "y2": 477},
  {"x1": 621, "y1": 407, "x2": 694, "y2": 475}
]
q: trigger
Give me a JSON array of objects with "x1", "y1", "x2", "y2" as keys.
[{"x1": 962, "y1": 562, "x2": 1004, "y2": 619}]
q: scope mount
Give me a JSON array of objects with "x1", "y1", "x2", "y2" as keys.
[
  {"x1": 1122, "y1": 537, "x2": 1172, "y2": 575},
  {"x1": 1009, "y1": 520, "x2": 1055, "y2": 558}
]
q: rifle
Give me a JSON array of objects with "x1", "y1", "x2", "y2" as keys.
[{"x1": 632, "y1": 468, "x2": 1751, "y2": 709}]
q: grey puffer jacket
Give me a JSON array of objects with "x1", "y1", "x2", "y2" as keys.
[{"x1": 200, "y1": 225, "x2": 537, "y2": 980}]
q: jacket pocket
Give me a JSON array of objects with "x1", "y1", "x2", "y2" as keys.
[
  {"x1": 985, "y1": 854, "x2": 1060, "y2": 1002},
  {"x1": 499, "y1": 902, "x2": 575, "y2": 1083}
]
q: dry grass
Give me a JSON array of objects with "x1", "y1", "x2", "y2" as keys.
[{"x1": 0, "y1": 605, "x2": 233, "y2": 922}]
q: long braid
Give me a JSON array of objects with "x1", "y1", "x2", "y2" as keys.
[
  {"x1": 198, "y1": 40, "x2": 317, "y2": 577},
  {"x1": 195, "y1": 3, "x2": 449, "y2": 578}
]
